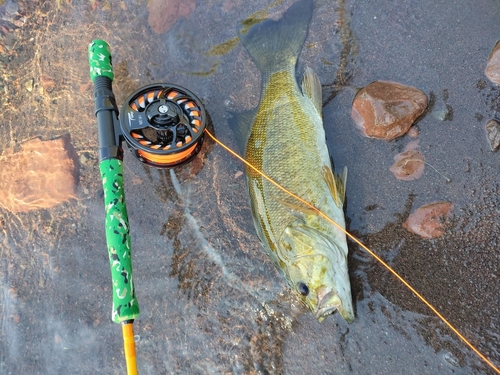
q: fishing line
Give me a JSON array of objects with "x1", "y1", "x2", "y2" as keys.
[{"x1": 204, "y1": 128, "x2": 500, "y2": 374}]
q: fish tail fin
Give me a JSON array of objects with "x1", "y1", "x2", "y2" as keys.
[{"x1": 238, "y1": 0, "x2": 313, "y2": 75}]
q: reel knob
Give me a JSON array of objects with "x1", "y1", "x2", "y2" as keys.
[
  {"x1": 146, "y1": 101, "x2": 180, "y2": 128},
  {"x1": 119, "y1": 84, "x2": 206, "y2": 169}
]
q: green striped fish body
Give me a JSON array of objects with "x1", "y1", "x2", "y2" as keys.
[{"x1": 234, "y1": 0, "x2": 354, "y2": 323}]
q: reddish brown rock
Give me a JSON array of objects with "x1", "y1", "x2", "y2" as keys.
[
  {"x1": 351, "y1": 81, "x2": 428, "y2": 141},
  {"x1": 407, "y1": 127, "x2": 419, "y2": 138},
  {"x1": 389, "y1": 141, "x2": 425, "y2": 181},
  {"x1": 0, "y1": 134, "x2": 79, "y2": 213},
  {"x1": 485, "y1": 40, "x2": 500, "y2": 85},
  {"x1": 403, "y1": 201, "x2": 453, "y2": 239},
  {"x1": 222, "y1": 0, "x2": 242, "y2": 12},
  {"x1": 147, "y1": 0, "x2": 196, "y2": 34},
  {"x1": 40, "y1": 74, "x2": 55, "y2": 90}
]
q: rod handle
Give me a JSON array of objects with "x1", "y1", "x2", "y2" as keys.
[
  {"x1": 88, "y1": 39, "x2": 114, "y2": 82},
  {"x1": 100, "y1": 158, "x2": 140, "y2": 323}
]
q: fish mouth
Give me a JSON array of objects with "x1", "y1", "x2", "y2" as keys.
[
  {"x1": 314, "y1": 304, "x2": 338, "y2": 322},
  {"x1": 313, "y1": 287, "x2": 355, "y2": 323},
  {"x1": 313, "y1": 289, "x2": 341, "y2": 322}
]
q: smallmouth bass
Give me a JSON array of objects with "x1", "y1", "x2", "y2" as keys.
[{"x1": 232, "y1": 0, "x2": 355, "y2": 323}]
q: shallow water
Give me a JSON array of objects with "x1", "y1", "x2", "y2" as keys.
[{"x1": 0, "y1": 0, "x2": 499, "y2": 374}]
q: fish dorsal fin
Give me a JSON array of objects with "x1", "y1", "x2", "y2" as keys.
[
  {"x1": 301, "y1": 66, "x2": 323, "y2": 117},
  {"x1": 323, "y1": 165, "x2": 347, "y2": 208}
]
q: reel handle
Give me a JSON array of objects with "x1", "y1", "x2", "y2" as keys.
[{"x1": 88, "y1": 40, "x2": 140, "y2": 324}]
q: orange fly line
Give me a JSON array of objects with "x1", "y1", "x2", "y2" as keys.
[{"x1": 204, "y1": 129, "x2": 500, "y2": 374}]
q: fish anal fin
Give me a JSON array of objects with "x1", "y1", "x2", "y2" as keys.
[
  {"x1": 323, "y1": 165, "x2": 347, "y2": 208},
  {"x1": 301, "y1": 66, "x2": 323, "y2": 117}
]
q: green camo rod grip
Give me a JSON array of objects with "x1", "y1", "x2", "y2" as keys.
[
  {"x1": 88, "y1": 39, "x2": 114, "y2": 82},
  {"x1": 100, "y1": 158, "x2": 140, "y2": 323},
  {"x1": 89, "y1": 39, "x2": 140, "y2": 323}
]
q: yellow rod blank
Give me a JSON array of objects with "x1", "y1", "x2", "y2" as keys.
[{"x1": 122, "y1": 322, "x2": 138, "y2": 375}]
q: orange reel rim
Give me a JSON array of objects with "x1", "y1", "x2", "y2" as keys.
[{"x1": 137, "y1": 143, "x2": 198, "y2": 167}]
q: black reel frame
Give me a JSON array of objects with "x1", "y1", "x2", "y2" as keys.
[{"x1": 119, "y1": 83, "x2": 206, "y2": 169}]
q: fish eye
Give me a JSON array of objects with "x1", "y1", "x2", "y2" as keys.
[{"x1": 297, "y1": 282, "x2": 309, "y2": 296}]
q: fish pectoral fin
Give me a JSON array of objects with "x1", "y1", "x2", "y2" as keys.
[
  {"x1": 301, "y1": 66, "x2": 323, "y2": 117},
  {"x1": 228, "y1": 108, "x2": 257, "y2": 154},
  {"x1": 323, "y1": 165, "x2": 347, "y2": 208},
  {"x1": 270, "y1": 194, "x2": 317, "y2": 219}
]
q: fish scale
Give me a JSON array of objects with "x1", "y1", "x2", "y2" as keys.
[{"x1": 247, "y1": 71, "x2": 334, "y2": 239}]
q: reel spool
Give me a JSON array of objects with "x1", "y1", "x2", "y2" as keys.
[{"x1": 120, "y1": 84, "x2": 206, "y2": 168}]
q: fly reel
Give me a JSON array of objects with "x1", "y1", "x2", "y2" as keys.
[{"x1": 120, "y1": 84, "x2": 206, "y2": 168}]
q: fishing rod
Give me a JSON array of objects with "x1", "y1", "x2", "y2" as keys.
[{"x1": 87, "y1": 39, "x2": 206, "y2": 374}]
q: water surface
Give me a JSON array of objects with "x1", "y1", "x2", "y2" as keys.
[{"x1": 0, "y1": 0, "x2": 499, "y2": 374}]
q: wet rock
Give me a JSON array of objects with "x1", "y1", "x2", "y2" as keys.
[
  {"x1": 389, "y1": 140, "x2": 425, "y2": 181},
  {"x1": 407, "y1": 127, "x2": 419, "y2": 138},
  {"x1": 485, "y1": 40, "x2": 500, "y2": 85},
  {"x1": 222, "y1": 0, "x2": 242, "y2": 12},
  {"x1": 443, "y1": 352, "x2": 460, "y2": 368},
  {"x1": 485, "y1": 118, "x2": 500, "y2": 152},
  {"x1": 0, "y1": 134, "x2": 79, "y2": 213},
  {"x1": 147, "y1": 0, "x2": 196, "y2": 34},
  {"x1": 24, "y1": 78, "x2": 33, "y2": 92},
  {"x1": 351, "y1": 81, "x2": 428, "y2": 141},
  {"x1": 4, "y1": 0, "x2": 19, "y2": 15},
  {"x1": 40, "y1": 74, "x2": 55, "y2": 90},
  {"x1": 403, "y1": 201, "x2": 453, "y2": 239},
  {"x1": 432, "y1": 104, "x2": 453, "y2": 121}
]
